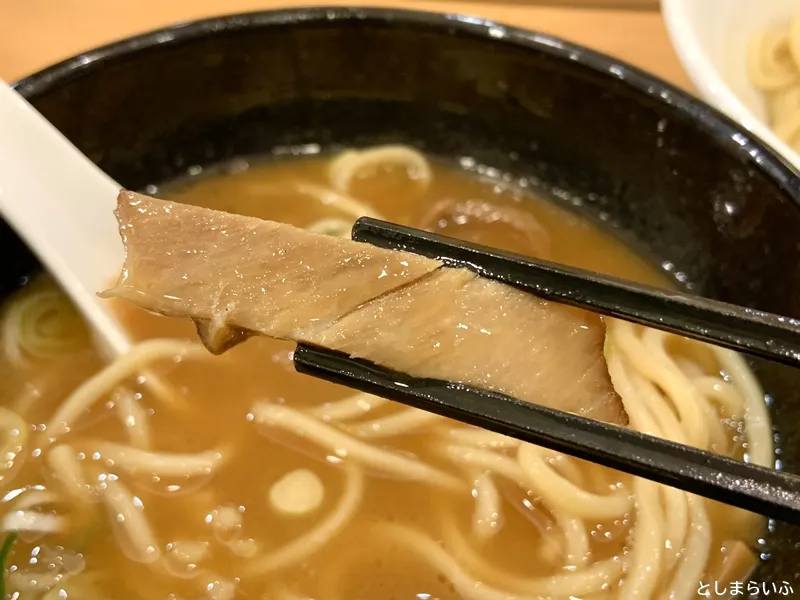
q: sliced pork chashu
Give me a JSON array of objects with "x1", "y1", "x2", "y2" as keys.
[
  {"x1": 107, "y1": 191, "x2": 441, "y2": 350},
  {"x1": 103, "y1": 191, "x2": 627, "y2": 425}
]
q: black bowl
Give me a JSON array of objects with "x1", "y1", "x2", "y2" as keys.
[{"x1": 9, "y1": 6, "x2": 800, "y2": 583}]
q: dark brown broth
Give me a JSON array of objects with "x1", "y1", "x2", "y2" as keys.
[{"x1": 0, "y1": 156, "x2": 759, "y2": 599}]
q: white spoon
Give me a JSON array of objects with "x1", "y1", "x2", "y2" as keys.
[{"x1": 0, "y1": 80, "x2": 132, "y2": 357}]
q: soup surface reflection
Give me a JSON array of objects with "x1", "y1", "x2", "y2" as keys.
[{"x1": 0, "y1": 148, "x2": 770, "y2": 600}]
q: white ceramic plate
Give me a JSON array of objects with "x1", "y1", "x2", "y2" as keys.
[{"x1": 662, "y1": 0, "x2": 800, "y2": 172}]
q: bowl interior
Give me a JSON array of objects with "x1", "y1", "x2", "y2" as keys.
[{"x1": 11, "y1": 7, "x2": 800, "y2": 580}]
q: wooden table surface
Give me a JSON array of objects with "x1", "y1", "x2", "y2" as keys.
[{"x1": 0, "y1": 0, "x2": 693, "y2": 91}]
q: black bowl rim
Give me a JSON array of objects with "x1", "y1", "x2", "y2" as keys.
[{"x1": 12, "y1": 5, "x2": 800, "y2": 206}]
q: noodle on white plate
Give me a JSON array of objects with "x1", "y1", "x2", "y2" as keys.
[{"x1": 749, "y1": 12, "x2": 800, "y2": 152}]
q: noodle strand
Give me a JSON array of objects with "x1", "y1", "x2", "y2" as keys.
[
  {"x1": 44, "y1": 339, "x2": 205, "y2": 441},
  {"x1": 252, "y1": 403, "x2": 463, "y2": 491},
  {"x1": 244, "y1": 467, "x2": 363, "y2": 575}
]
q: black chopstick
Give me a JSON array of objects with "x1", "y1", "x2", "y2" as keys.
[
  {"x1": 290, "y1": 217, "x2": 800, "y2": 523},
  {"x1": 293, "y1": 344, "x2": 800, "y2": 524},
  {"x1": 294, "y1": 344, "x2": 800, "y2": 522},
  {"x1": 352, "y1": 217, "x2": 800, "y2": 369}
]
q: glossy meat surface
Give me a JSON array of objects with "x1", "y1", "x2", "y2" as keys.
[{"x1": 104, "y1": 191, "x2": 627, "y2": 425}]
